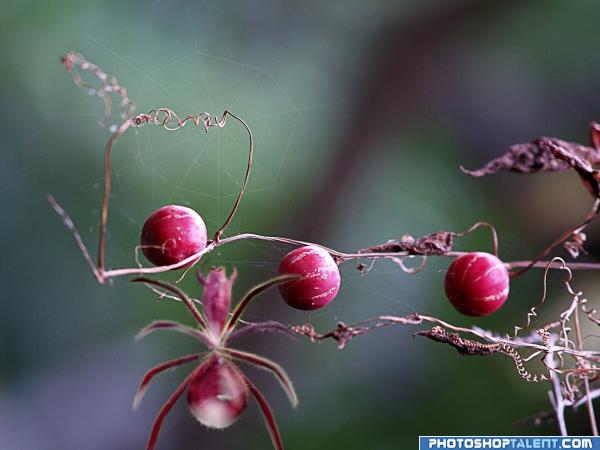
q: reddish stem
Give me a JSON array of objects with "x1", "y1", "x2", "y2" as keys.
[
  {"x1": 134, "y1": 353, "x2": 201, "y2": 410},
  {"x1": 146, "y1": 370, "x2": 196, "y2": 450},
  {"x1": 244, "y1": 375, "x2": 285, "y2": 450}
]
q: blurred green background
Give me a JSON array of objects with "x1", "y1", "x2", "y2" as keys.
[{"x1": 3, "y1": 0, "x2": 600, "y2": 448}]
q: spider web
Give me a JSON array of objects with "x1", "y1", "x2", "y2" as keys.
[
  {"x1": 56, "y1": 6, "x2": 350, "y2": 292},
  {"x1": 54, "y1": 1, "x2": 449, "y2": 338}
]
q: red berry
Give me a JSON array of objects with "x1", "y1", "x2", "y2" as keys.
[
  {"x1": 444, "y1": 252, "x2": 509, "y2": 316},
  {"x1": 187, "y1": 356, "x2": 248, "y2": 429},
  {"x1": 278, "y1": 245, "x2": 341, "y2": 310},
  {"x1": 140, "y1": 205, "x2": 207, "y2": 267}
]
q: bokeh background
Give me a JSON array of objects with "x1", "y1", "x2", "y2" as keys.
[{"x1": 3, "y1": 1, "x2": 600, "y2": 449}]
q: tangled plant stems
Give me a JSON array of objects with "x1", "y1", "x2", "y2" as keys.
[{"x1": 50, "y1": 52, "x2": 600, "y2": 447}]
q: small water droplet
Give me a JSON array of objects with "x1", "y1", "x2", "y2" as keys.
[
  {"x1": 88, "y1": 88, "x2": 96, "y2": 96},
  {"x1": 109, "y1": 124, "x2": 117, "y2": 133}
]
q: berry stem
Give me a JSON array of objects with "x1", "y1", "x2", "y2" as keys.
[{"x1": 212, "y1": 111, "x2": 253, "y2": 241}]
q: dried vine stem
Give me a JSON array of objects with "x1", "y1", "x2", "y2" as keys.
[
  {"x1": 464, "y1": 134, "x2": 600, "y2": 279},
  {"x1": 60, "y1": 51, "x2": 136, "y2": 127},
  {"x1": 52, "y1": 53, "x2": 600, "y2": 288},
  {"x1": 510, "y1": 198, "x2": 600, "y2": 278},
  {"x1": 50, "y1": 192, "x2": 600, "y2": 281},
  {"x1": 52, "y1": 53, "x2": 254, "y2": 282},
  {"x1": 131, "y1": 108, "x2": 254, "y2": 241},
  {"x1": 52, "y1": 52, "x2": 600, "y2": 441},
  {"x1": 292, "y1": 258, "x2": 600, "y2": 433},
  {"x1": 292, "y1": 312, "x2": 600, "y2": 361}
]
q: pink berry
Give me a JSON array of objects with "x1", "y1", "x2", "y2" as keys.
[
  {"x1": 444, "y1": 252, "x2": 510, "y2": 316},
  {"x1": 187, "y1": 356, "x2": 248, "y2": 429},
  {"x1": 278, "y1": 245, "x2": 341, "y2": 310},
  {"x1": 140, "y1": 205, "x2": 207, "y2": 267}
]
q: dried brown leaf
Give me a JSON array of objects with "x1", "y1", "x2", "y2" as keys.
[
  {"x1": 414, "y1": 327, "x2": 499, "y2": 356},
  {"x1": 461, "y1": 137, "x2": 600, "y2": 178},
  {"x1": 360, "y1": 231, "x2": 456, "y2": 256}
]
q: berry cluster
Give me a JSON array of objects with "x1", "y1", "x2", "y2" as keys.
[{"x1": 141, "y1": 205, "x2": 509, "y2": 316}]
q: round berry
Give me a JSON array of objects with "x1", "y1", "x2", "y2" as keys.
[
  {"x1": 444, "y1": 252, "x2": 510, "y2": 316},
  {"x1": 187, "y1": 356, "x2": 248, "y2": 429},
  {"x1": 278, "y1": 245, "x2": 341, "y2": 310},
  {"x1": 140, "y1": 205, "x2": 207, "y2": 267}
]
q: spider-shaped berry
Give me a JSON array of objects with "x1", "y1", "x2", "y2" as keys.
[{"x1": 133, "y1": 268, "x2": 300, "y2": 450}]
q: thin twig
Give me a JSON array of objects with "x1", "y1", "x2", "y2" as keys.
[
  {"x1": 510, "y1": 199, "x2": 600, "y2": 278},
  {"x1": 546, "y1": 350, "x2": 568, "y2": 436},
  {"x1": 47, "y1": 194, "x2": 103, "y2": 283},
  {"x1": 98, "y1": 119, "x2": 131, "y2": 275},
  {"x1": 575, "y1": 302, "x2": 599, "y2": 435}
]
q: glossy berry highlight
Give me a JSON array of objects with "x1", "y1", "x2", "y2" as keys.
[
  {"x1": 278, "y1": 245, "x2": 341, "y2": 310},
  {"x1": 444, "y1": 252, "x2": 510, "y2": 316},
  {"x1": 187, "y1": 356, "x2": 248, "y2": 429},
  {"x1": 140, "y1": 205, "x2": 208, "y2": 267}
]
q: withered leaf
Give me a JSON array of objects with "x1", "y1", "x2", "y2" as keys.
[
  {"x1": 414, "y1": 327, "x2": 498, "y2": 356},
  {"x1": 461, "y1": 137, "x2": 600, "y2": 178},
  {"x1": 359, "y1": 231, "x2": 456, "y2": 256},
  {"x1": 547, "y1": 139, "x2": 600, "y2": 198}
]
